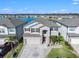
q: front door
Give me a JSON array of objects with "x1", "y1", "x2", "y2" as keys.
[
  {"x1": 42, "y1": 30, "x2": 47, "y2": 34},
  {"x1": 42, "y1": 30, "x2": 47, "y2": 44}
]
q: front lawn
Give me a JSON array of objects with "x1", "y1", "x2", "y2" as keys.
[{"x1": 47, "y1": 42, "x2": 79, "y2": 58}]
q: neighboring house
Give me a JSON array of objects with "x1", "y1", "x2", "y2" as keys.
[
  {"x1": 56, "y1": 18, "x2": 79, "y2": 44},
  {"x1": 23, "y1": 18, "x2": 60, "y2": 45},
  {"x1": 0, "y1": 17, "x2": 26, "y2": 45}
]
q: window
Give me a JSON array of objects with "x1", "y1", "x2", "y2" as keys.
[
  {"x1": 50, "y1": 28, "x2": 53, "y2": 31},
  {"x1": 54, "y1": 27, "x2": 58, "y2": 31},
  {"x1": 50, "y1": 27, "x2": 58, "y2": 31},
  {"x1": 9, "y1": 28, "x2": 15, "y2": 32},
  {"x1": 69, "y1": 28, "x2": 75, "y2": 31},
  {"x1": 0, "y1": 28, "x2": 5, "y2": 33},
  {"x1": 25, "y1": 28, "x2": 30, "y2": 31},
  {"x1": 31, "y1": 28, "x2": 35, "y2": 32},
  {"x1": 36, "y1": 28, "x2": 40, "y2": 32}
]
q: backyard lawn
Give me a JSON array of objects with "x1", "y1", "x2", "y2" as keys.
[{"x1": 47, "y1": 42, "x2": 79, "y2": 58}]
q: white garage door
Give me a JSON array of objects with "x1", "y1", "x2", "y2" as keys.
[
  {"x1": 70, "y1": 37, "x2": 79, "y2": 44},
  {"x1": 0, "y1": 38, "x2": 5, "y2": 45},
  {"x1": 24, "y1": 37, "x2": 41, "y2": 45}
]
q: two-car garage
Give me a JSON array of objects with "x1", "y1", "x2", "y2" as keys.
[
  {"x1": 24, "y1": 37, "x2": 41, "y2": 45},
  {"x1": 69, "y1": 36, "x2": 79, "y2": 54},
  {"x1": 23, "y1": 33, "x2": 42, "y2": 45},
  {"x1": 70, "y1": 37, "x2": 79, "y2": 44},
  {"x1": 68, "y1": 33, "x2": 79, "y2": 44}
]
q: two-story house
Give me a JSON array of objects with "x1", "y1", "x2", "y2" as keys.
[
  {"x1": 56, "y1": 18, "x2": 79, "y2": 44},
  {"x1": 0, "y1": 17, "x2": 26, "y2": 45},
  {"x1": 23, "y1": 18, "x2": 60, "y2": 46}
]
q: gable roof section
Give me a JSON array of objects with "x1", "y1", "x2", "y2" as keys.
[
  {"x1": 0, "y1": 17, "x2": 26, "y2": 27},
  {"x1": 24, "y1": 18, "x2": 60, "y2": 28},
  {"x1": 56, "y1": 18, "x2": 79, "y2": 27}
]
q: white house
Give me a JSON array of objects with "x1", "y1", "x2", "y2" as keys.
[
  {"x1": 56, "y1": 18, "x2": 79, "y2": 44},
  {"x1": 0, "y1": 17, "x2": 26, "y2": 45},
  {"x1": 23, "y1": 18, "x2": 60, "y2": 46}
]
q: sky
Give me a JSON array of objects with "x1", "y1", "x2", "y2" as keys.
[{"x1": 0, "y1": 0, "x2": 79, "y2": 14}]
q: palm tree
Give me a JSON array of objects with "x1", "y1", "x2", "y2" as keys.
[
  {"x1": 50, "y1": 36, "x2": 58, "y2": 45},
  {"x1": 50, "y1": 35, "x2": 64, "y2": 45}
]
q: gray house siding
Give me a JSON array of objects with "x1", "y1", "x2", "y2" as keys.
[
  {"x1": 16, "y1": 25, "x2": 24, "y2": 40},
  {"x1": 57, "y1": 23, "x2": 68, "y2": 41}
]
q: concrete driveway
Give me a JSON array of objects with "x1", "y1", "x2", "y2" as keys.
[
  {"x1": 71, "y1": 44, "x2": 79, "y2": 54},
  {"x1": 18, "y1": 44, "x2": 49, "y2": 58}
]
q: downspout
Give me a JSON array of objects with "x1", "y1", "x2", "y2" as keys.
[
  {"x1": 49, "y1": 28, "x2": 51, "y2": 44},
  {"x1": 66, "y1": 26, "x2": 68, "y2": 42}
]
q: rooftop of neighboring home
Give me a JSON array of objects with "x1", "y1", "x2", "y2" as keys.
[
  {"x1": 24, "y1": 18, "x2": 60, "y2": 28},
  {"x1": 0, "y1": 17, "x2": 26, "y2": 27},
  {"x1": 56, "y1": 18, "x2": 79, "y2": 27}
]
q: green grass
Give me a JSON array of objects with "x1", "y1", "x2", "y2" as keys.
[
  {"x1": 14, "y1": 42, "x2": 23, "y2": 57},
  {"x1": 47, "y1": 42, "x2": 79, "y2": 58},
  {"x1": 4, "y1": 49, "x2": 13, "y2": 58}
]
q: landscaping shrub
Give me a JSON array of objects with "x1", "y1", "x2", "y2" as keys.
[
  {"x1": 58, "y1": 36, "x2": 64, "y2": 42},
  {"x1": 50, "y1": 35, "x2": 58, "y2": 44},
  {"x1": 13, "y1": 52, "x2": 17, "y2": 58},
  {"x1": 19, "y1": 37, "x2": 23, "y2": 43},
  {"x1": 50, "y1": 35, "x2": 64, "y2": 45}
]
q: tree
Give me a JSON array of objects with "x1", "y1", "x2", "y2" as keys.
[
  {"x1": 50, "y1": 35, "x2": 64, "y2": 45},
  {"x1": 50, "y1": 36, "x2": 58, "y2": 45},
  {"x1": 58, "y1": 36, "x2": 64, "y2": 44}
]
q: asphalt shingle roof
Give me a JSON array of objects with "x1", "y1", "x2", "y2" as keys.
[
  {"x1": 25, "y1": 18, "x2": 60, "y2": 27},
  {"x1": 0, "y1": 17, "x2": 26, "y2": 27},
  {"x1": 57, "y1": 18, "x2": 79, "y2": 27}
]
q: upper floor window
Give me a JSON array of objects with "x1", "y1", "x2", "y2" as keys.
[
  {"x1": 25, "y1": 28, "x2": 30, "y2": 31},
  {"x1": 36, "y1": 28, "x2": 40, "y2": 33},
  {"x1": 0, "y1": 28, "x2": 5, "y2": 33},
  {"x1": 31, "y1": 28, "x2": 35, "y2": 32},
  {"x1": 69, "y1": 28, "x2": 75, "y2": 31},
  {"x1": 51, "y1": 27, "x2": 58, "y2": 31},
  {"x1": 9, "y1": 28, "x2": 15, "y2": 32},
  {"x1": 54, "y1": 27, "x2": 58, "y2": 31}
]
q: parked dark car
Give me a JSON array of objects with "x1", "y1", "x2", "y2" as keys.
[{"x1": 0, "y1": 42, "x2": 17, "y2": 58}]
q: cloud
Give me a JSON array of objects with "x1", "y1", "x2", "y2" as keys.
[
  {"x1": 73, "y1": 0, "x2": 79, "y2": 1},
  {"x1": 72, "y1": 2, "x2": 79, "y2": 5},
  {"x1": 0, "y1": 8, "x2": 16, "y2": 14},
  {"x1": 72, "y1": 0, "x2": 79, "y2": 5},
  {"x1": 60, "y1": 9, "x2": 67, "y2": 11},
  {"x1": 24, "y1": 8, "x2": 27, "y2": 10},
  {"x1": 2, "y1": 8, "x2": 10, "y2": 11}
]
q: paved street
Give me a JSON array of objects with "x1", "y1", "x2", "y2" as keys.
[{"x1": 19, "y1": 44, "x2": 48, "y2": 58}]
